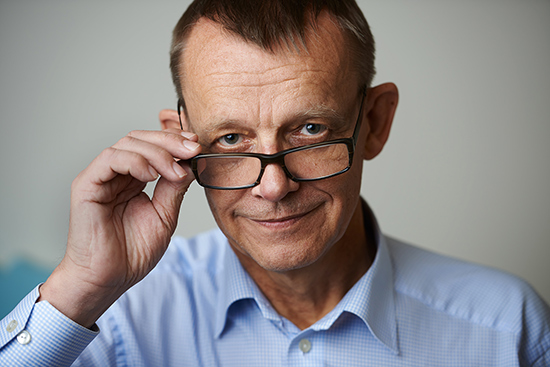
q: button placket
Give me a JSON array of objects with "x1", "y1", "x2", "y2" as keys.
[
  {"x1": 16, "y1": 330, "x2": 32, "y2": 345},
  {"x1": 298, "y1": 338, "x2": 311, "y2": 353}
]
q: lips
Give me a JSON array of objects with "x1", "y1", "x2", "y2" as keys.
[
  {"x1": 242, "y1": 204, "x2": 321, "y2": 230},
  {"x1": 253, "y1": 212, "x2": 306, "y2": 223},
  {"x1": 249, "y1": 215, "x2": 305, "y2": 230}
]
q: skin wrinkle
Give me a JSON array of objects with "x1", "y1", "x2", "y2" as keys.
[
  {"x1": 199, "y1": 104, "x2": 347, "y2": 146},
  {"x1": 201, "y1": 75, "x2": 309, "y2": 91},
  {"x1": 194, "y1": 76, "x2": 350, "y2": 153},
  {"x1": 199, "y1": 66, "x2": 332, "y2": 78},
  {"x1": 197, "y1": 76, "x2": 345, "y2": 124}
]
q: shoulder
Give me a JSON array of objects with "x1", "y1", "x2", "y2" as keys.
[{"x1": 385, "y1": 235, "x2": 550, "y2": 336}]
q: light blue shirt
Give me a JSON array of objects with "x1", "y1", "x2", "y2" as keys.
[{"x1": 1, "y1": 206, "x2": 549, "y2": 366}]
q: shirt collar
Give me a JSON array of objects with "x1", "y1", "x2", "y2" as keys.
[
  {"x1": 214, "y1": 200, "x2": 398, "y2": 354},
  {"x1": 303, "y1": 200, "x2": 398, "y2": 354},
  {"x1": 215, "y1": 240, "x2": 280, "y2": 338},
  {"x1": 344, "y1": 200, "x2": 398, "y2": 354}
]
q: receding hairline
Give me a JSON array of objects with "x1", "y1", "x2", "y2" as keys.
[
  {"x1": 180, "y1": 13, "x2": 355, "y2": 83},
  {"x1": 170, "y1": 1, "x2": 375, "y2": 103}
]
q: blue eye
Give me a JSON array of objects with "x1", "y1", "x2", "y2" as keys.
[
  {"x1": 301, "y1": 123, "x2": 326, "y2": 135},
  {"x1": 218, "y1": 134, "x2": 242, "y2": 146}
]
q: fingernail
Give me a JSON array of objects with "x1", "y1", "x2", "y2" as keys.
[
  {"x1": 181, "y1": 131, "x2": 197, "y2": 140},
  {"x1": 149, "y1": 166, "x2": 159, "y2": 179},
  {"x1": 183, "y1": 140, "x2": 200, "y2": 151},
  {"x1": 173, "y1": 162, "x2": 187, "y2": 178}
]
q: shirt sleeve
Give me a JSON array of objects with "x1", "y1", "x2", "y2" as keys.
[{"x1": 0, "y1": 284, "x2": 98, "y2": 366}]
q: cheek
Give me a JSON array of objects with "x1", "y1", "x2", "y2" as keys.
[
  {"x1": 204, "y1": 189, "x2": 242, "y2": 228},
  {"x1": 313, "y1": 168, "x2": 363, "y2": 224},
  {"x1": 328, "y1": 166, "x2": 363, "y2": 229},
  {"x1": 330, "y1": 156, "x2": 363, "y2": 198}
]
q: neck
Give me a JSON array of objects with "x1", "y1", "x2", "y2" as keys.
[{"x1": 234, "y1": 200, "x2": 376, "y2": 330}]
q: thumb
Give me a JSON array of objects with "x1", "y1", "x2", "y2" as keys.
[{"x1": 151, "y1": 165, "x2": 195, "y2": 234}]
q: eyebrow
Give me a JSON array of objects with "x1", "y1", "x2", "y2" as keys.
[
  {"x1": 200, "y1": 119, "x2": 247, "y2": 136},
  {"x1": 296, "y1": 105, "x2": 348, "y2": 129}
]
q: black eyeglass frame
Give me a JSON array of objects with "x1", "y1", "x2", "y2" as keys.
[{"x1": 177, "y1": 88, "x2": 367, "y2": 190}]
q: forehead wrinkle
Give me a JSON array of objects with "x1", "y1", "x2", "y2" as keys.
[
  {"x1": 202, "y1": 77, "x2": 304, "y2": 92},
  {"x1": 201, "y1": 104, "x2": 347, "y2": 132},
  {"x1": 199, "y1": 67, "x2": 334, "y2": 90},
  {"x1": 200, "y1": 56, "x2": 329, "y2": 75}
]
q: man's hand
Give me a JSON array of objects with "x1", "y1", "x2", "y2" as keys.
[{"x1": 38, "y1": 128, "x2": 201, "y2": 328}]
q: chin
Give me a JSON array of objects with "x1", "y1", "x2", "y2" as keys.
[{"x1": 239, "y1": 236, "x2": 330, "y2": 273}]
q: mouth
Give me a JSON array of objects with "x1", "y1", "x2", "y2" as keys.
[{"x1": 245, "y1": 205, "x2": 320, "y2": 230}]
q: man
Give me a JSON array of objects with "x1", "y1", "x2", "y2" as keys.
[{"x1": 1, "y1": 0, "x2": 548, "y2": 365}]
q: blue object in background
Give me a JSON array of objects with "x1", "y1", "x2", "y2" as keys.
[{"x1": 0, "y1": 259, "x2": 53, "y2": 318}]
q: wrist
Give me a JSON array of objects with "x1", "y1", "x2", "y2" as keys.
[{"x1": 38, "y1": 265, "x2": 122, "y2": 329}]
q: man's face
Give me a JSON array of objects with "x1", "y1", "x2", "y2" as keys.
[{"x1": 179, "y1": 14, "x2": 368, "y2": 272}]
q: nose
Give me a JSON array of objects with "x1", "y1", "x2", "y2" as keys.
[{"x1": 250, "y1": 163, "x2": 299, "y2": 202}]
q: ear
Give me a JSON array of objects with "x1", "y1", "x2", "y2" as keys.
[
  {"x1": 159, "y1": 109, "x2": 190, "y2": 131},
  {"x1": 362, "y1": 83, "x2": 399, "y2": 160}
]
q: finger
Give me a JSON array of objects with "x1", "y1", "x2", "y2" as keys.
[
  {"x1": 163, "y1": 128, "x2": 199, "y2": 142},
  {"x1": 123, "y1": 130, "x2": 201, "y2": 160},
  {"x1": 71, "y1": 148, "x2": 159, "y2": 205},
  {"x1": 111, "y1": 135, "x2": 199, "y2": 182},
  {"x1": 90, "y1": 147, "x2": 160, "y2": 185},
  {"x1": 150, "y1": 161, "x2": 195, "y2": 233}
]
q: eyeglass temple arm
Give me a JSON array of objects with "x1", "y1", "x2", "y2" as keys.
[
  {"x1": 177, "y1": 99, "x2": 184, "y2": 130},
  {"x1": 351, "y1": 86, "x2": 368, "y2": 146}
]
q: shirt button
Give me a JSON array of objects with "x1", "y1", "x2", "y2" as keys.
[
  {"x1": 6, "y1": 320, "x2": 18, "y2": 333},
  {"x1": 298, "y1": 338, "x2": 311, "y2": 353},
  {"x1": 16, "y1": 330, "x2": 32, "y2": 345}
]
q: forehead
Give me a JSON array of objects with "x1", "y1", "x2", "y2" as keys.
[
  {"x1": 185, "y1": 14, "x2": 349, "y2": 73},
  {"x1": 179, "y1": 13, "x2": 358, "y2": 128}
]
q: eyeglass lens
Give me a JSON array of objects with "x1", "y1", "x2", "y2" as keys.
[{"x1": 194, "y1": 142, "x2": 350, "y2": 189}]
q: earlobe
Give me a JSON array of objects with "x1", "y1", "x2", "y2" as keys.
[
  {"x1": 159, "y1": 109, "x2": 185, "y2": 131},
  {"x1": 362, "y1": 83, "x2": 399, "y2": 160}
]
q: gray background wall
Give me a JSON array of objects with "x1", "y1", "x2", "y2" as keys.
[{"x1": 1, "y1": 1, "x2": 549, "y2": 307}]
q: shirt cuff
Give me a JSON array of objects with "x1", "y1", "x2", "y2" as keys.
[{"x1": 0, "y1": 284, "x2": 98, "y2": 366}]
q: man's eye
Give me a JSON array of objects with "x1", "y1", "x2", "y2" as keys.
[
  {"x1": 301, "y1": 123, "x2": 326, "y2": 136},
  {"x1": 218, "y1": 134, "x2": 242, "y2": 146}
]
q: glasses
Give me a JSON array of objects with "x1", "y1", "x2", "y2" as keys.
[{"x1": 177, "y1": 90, "x2": 365, "y2": 190}]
